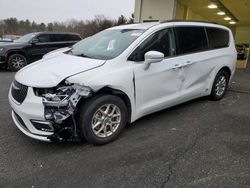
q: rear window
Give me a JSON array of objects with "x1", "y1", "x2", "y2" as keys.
[
  {"x1": 175, "y1": 26, "x2": 208, "y2": 55},
  {"x1": 63, "y1": 34, "x2": 81, "y2": 41},
  {"x1": 206, "y1": 28, "x2": 229, "y2": 49},
  {"x1": 50, "y1": 34, "x2": 81, "y2": 42}
]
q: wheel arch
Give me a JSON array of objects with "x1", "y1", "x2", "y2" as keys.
[
  {"x1": 207, "y1": 66, "x2": 232, "y2": 96},
  {"x1": 209, "y1": 66, "x2": 231, "y2": 100},
  {"x1": 92, "y1": 87, "x2": 132, "y2": 123},
  {"x1": 219, "y1": 66, "x2": 231, "y2": 79},
  {"x1": 6, "y1": 50, "x2": 28, "y2": 62}
]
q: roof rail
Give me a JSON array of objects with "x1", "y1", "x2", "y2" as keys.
[{"x1": 160, "y1": 19, "x2": 219, "y2": 25}]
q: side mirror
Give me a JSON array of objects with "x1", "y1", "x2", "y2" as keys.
[
  {"x1": 144, "y1": 51, "x2": 164, "y2": 70},
  {"x1": 31, "y1": 38, "x2": 39, "y2": 45}
]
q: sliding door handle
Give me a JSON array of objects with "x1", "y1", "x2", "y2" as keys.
[
  {"x1": 183, "y1": 61, "x2": 197, "y2": 67},
  {"x1": 172, "y1": 64, "x2": 183, "y2": 69}
]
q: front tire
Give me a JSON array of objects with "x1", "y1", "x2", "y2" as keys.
[
  {"x1": 78, "y1": 94, "x2": 128, "y2": 145},
  {"x1": 8, "y1": 54, "x2": 27, "y2": 71},
  {"x1": 210, "y1": 70, "x2": 229, "y2": 100}
]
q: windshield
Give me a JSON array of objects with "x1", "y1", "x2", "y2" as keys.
[
  {"x1": 70, "y1": 29, "x2": 144, "y2": 60},
  {"x1": 14, "y1": 33, "x2": 36, "y2": 43}
]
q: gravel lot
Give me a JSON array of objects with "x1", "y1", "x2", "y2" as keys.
[{"x1": 0, "y1": 69, "x2": 250, "y2": 188}]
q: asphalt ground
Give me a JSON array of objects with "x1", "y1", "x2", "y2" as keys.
[{"x1": 0, "y1": 69, "x2": 249, "y2": 188}]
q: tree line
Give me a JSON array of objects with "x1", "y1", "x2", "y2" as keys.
[{"x1": 0, "y1": 14, "x2": 134, "y2": 39}]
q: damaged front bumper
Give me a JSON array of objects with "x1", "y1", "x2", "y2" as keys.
[
  {"x1": 11, "y1": 110, "x2": 52, "y2": 142},
  {"x1": 9, "y1": 81, "x2": 92, "y2": 142}
]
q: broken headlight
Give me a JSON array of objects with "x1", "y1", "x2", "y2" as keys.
[{"x1": 34, "y1": 81, "x2": 92, "y2": 124}]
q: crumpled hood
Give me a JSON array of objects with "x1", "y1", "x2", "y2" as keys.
[{"x1": 15, "y1": 53, "x2": 105, "y2": 88}]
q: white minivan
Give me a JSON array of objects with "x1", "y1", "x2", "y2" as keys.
[{"x1": 9, "y1": 21, "x2": 237, "y2": 144}]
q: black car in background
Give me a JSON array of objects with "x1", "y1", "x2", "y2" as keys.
[{"x1": 0, "y1": 32, "x2": 81, "y2": 71}]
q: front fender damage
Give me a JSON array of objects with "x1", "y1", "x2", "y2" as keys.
[{"x1": 40, "y1": 83, "x2": 92, "y2": 142}]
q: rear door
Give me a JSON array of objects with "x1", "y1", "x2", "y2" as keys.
[
  {"x1": 174, "y1": 25, "x2": 231, "y2": 101},
  {"x1": 48, "y1": 34, "x2": 67, "y2": 52},
  {"x1": 173, "y1": 25, "x2": 212, "y2": 101}
]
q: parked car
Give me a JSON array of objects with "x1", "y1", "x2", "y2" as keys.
[
  {"x1": 2, "y1": 34, "x2": 21, "y2": 41},
  {"x1": 0, "y1": 32, "x2": 81, "y2": 71},
  {"x1": 0, "y1": 38, "x2": 13, "y2": 42},
  {"x1": 9, "y1": 21, "x2": 237, "y2": 144}
]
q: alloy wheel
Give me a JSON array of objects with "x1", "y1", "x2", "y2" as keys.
[
  {"x1": 215, "y1": 75, "x2": 227, "y2": 96},
  {"x1": 91, "y1": 104, "x2": 121, "y2": 138},
  {"x1": 10, "y1": 55, "x2": 26, "y2": 70}
]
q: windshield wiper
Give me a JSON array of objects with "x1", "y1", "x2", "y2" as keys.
[
  {"x1": 76, "y1": 53, "x2": 93, "y2": 59},
  {"x1": 66, "y1": 49, "x2": 94, "y2": 59}
]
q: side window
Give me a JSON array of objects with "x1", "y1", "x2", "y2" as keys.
[
  {"x1": 36, "y1": 34, "x2": 49, "y2": 43},
  {"x1": 70, "y1": 34, "x2": 81, "y2": 41},
  {"x1": 60, "y1": 34, "x2": 80, "y2": 41},
  {"x1": 129, "y1": 28, "x2": 175, "y2": 61},
  {"x1": 50, "y1": 34, "x2": 64, "y2": 42},
  {"x1": 207, "y1": 28, "x2": 229, "y2": 49},
  {"x1": 62, "y1": 34, "x2": 70, "y2": 41},
  {"x1": 175, "y1": 27, "x2": 208, "y2": 55}
]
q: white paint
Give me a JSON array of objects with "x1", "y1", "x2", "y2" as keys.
[
  {"x1": 15, "y1": 53, "x2": 105, "y2": 88},
  {"x1": 9, "y1": 21, "x2": 237, "y2": 141}
]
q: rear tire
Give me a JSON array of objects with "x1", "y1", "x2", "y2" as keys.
[
  {"x1": 8, "y1": 54, "x2": 27, "y2": 71},
  {"x1": 210, "y1": 70, "x2": 229, "y2": 101},
  {"x1": 78, "y1": 94, "x2": 128, "y2": 145}
]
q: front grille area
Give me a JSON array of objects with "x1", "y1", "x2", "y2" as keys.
[{"x1": 11, "y1": 80, "x2": 28, "y2": 104}]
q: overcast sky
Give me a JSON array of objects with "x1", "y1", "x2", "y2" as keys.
[{"x1": 0, "y1": 0, "x2": 135, "y2": 23}]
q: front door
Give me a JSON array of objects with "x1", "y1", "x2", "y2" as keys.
[
  {"x1": 26, "y1": 34, "x2": 50, "y2": 62},
  {"x1": 130, "y1": 28, "x2": 183, "y2": 117}
]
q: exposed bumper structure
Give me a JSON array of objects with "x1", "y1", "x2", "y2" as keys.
[{"x1": 9, "y1": 81, "x2": 91, "y2": 142}]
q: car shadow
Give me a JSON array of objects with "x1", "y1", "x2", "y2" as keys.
[
  {"x1": 26, "y1": 96, "x2": 209, "y2": 150},
  {"x1": 0, "y1": 68, "x2": 11, "y2": 73},
  {"x1": 128, "y1": 96, "x2": 208, "y2": 129}
]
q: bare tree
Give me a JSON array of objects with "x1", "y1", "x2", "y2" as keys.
[{"x1": 0, "y1": 14, "x2": 133, "y2": 38}]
